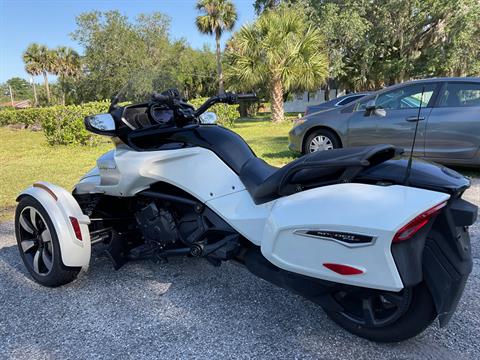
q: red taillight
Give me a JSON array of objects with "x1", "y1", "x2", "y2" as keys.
[
  {"x1": 392, "y1": 201, "x2": 447, "y2": 243},
  {"x1": 323, "y1": 263, "x2": 364, "y2": 275},
  {"x1": 69, "y1": 216, "x2": 82, "y2": 241}
]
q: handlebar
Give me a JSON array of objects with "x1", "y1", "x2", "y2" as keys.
[
  {"x1": 193, "y1": 92, "x2": 257, "y2": 117},
  {"x1": 148, "y1": 89, "x2": 257, "y2": 122}
]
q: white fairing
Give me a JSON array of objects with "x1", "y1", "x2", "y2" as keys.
[
  {"x1": 18, "y1": 182, "x2": 91, "y2": 268},
  {"x1": 76, "y1": 146, "x2": 245, "y2": 202},
  {"x1": 71, "y1": 146, "x2": 450, "y2": 291},
  {"x1": 261, "y1": 184, "x2": 449, "y2": 291}
]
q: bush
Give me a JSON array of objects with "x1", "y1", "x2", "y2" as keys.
[
  {"x1": 189, "y1": 97, "x2": 239, "y2": 127},
  {"x1": 0, "y1": 102, "x2": 109, "y2": 145}
]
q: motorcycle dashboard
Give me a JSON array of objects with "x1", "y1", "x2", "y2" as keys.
[{"x1": 121, "y1": 103, "x2": 175, "y2": 130}]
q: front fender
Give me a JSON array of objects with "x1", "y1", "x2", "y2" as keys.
[{"x1": 17, "y1": 182, "x2": 91, "y2": 268}]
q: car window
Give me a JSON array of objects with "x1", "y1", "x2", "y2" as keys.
[
  {"x1": 337, "y1": 94, "x2": 363, "y2": 106},
  {"x1": 438, "y1": 82, "x2": 480, "y2": 107},
  {"x1": 375, "y1": 84, "x2": 435, "y2": 110}
]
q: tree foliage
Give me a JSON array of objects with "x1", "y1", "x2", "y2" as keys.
[
  {"x1": 254, "y1": 0, "x2": 480, "y2": 91},
  {"x1": 71, "y1": 10, "x2": 218, "y2": 103},
  {"x1": 225, "y1": 4, "x2": 328, "y2": 122}
]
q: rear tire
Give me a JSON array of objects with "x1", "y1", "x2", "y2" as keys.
[
  {"x1": 15, "y1": 196, "x2": 81, "y2": 287},
  {"x1": 303, "y1": 129, "x2": 341, "y2": 154},
  {"x1": 324, "y1": 282, "x2": 436, "y2": 342}
]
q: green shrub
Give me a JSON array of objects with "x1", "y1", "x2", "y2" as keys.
[
  {"x1": 0, "y1": 101, "x2": 109, "y2": 145},
  {"x1": 189, "y1": 97, "x2": 239, "y2": 127},
  {"x1": 0, "y1": 108, "x2": 43, "y2": 127},
  {"x1": 41, "y1": 102, "x2": 109, "y2": 145}
]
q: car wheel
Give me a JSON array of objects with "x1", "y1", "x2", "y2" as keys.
[
  {"x1": 324, "y1": 282, "x2": 436, "y2": 342},
  {"x1": 15, "y1": 196, "x2": 81, "y2": 287},
  {"x1": 303, "y1": 129, "x2": 341, "y2": 154}
]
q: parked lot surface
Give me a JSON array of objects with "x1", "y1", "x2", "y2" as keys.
[{"x1": 0, "y1": 178, "x2": 478, "y2": 359}]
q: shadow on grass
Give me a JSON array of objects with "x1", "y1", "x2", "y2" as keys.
[{"x1": 263, "y1": 150, "x2": 300, "y2": 160}]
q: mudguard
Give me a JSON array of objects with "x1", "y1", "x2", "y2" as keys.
[
  {"x1": 261, "y1": 183, "x2": 450, "y2": 291},
  {"x1": 17, "y1": 182, "x2": 91, "y2": 268}
]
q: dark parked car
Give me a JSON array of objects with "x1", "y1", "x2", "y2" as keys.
[
  {"x1": 289, "y1": 77, "x2": 480, "y2": 167},
  {"x1": 305, "y1": 92, "x2": 369, "y2": 114}
]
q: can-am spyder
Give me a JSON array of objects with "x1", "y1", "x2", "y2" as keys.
[{"x1": 15, "y1": 89, "x2": 477, "y2": 342}]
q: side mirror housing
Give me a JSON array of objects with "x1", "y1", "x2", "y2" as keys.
[
  {"x1": 365, "y1": 100, "x2": 377, "y2": 112},
  {"x1": 84, "y1": 113, "x2": 116, "y2": 136},
  {"x1": 364, "y1": 100, "x2": 386, "y2": 117}
]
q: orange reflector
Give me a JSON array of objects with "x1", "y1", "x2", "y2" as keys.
[
  {"x1": 69, "y1": 217, "x2": 82, "y2": 241},
  {"x1": 323, "y1": 263, "x2": 364, "y2": 275},
  {"x1": 33, "y1": 183, "x2": 58, "y2": 201}
]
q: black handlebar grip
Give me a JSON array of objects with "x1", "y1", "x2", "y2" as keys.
[{"x1": 236, "y1": 93, "x2": 258, "y2": 101}]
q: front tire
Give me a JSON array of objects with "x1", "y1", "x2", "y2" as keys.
[
  {"x1": 303, "y1": 129, "x2": 341, "y2": 154},
  {"x1": 15, "y1": 196, "x2": 81, "y2": 287},
  {"x1": 324, "y1": 282, "x2": 436, "y2": 342}
]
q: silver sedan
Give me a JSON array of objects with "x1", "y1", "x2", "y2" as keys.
[{"x1": 288, "y1": 77, "x2": 480, "y2": 167}]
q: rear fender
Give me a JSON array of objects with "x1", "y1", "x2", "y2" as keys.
[{"x1": 17, "y1": 182, "x2": 91, "y2": 268}]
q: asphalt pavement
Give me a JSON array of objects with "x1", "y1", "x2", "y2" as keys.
[{"x1": 0, "y1": 179, "x2": 478, "y2": 360}]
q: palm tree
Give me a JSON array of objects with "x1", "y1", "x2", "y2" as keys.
[
  {"x1": 225, "y1": 5, "x2": 328, "y2": 122},
  {"x1": 23, "y1": 45, "x2": 43, "y2": 106},
  {"x1": 53, "y1": 47, "x2": 81, "y2": 105},
  {"x1": 22, "y1": 44, "x2": 55, "y2": 104},
  {"x1": 196, "y1": 0, "x2": 237, "y2": 95}
]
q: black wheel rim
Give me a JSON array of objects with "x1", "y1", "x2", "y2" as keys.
[
  {"x1": 18, "y1": 206, "x2": 54, "y2": 276},
  {"x1": 333, "y1": 287, "x2": 412, "y2": 328}
]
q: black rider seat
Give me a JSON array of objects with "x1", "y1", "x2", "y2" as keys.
[{"x1": 239, "y1": 144, "x2": 401, "y2": 204}]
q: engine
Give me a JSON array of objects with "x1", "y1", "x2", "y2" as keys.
[{"x1": 135, "y1": 202, "x2": 179, "y2": 247}]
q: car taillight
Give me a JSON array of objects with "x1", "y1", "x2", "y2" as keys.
[
  {"x1": 69, "y1": 216, "x2": 83, "y2": 241},
  {"x1": 392, "y1": 201, "x2": 447, "y2": 243}
]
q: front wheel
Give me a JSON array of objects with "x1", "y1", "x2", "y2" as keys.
[
  {"x1": 15, "y1": 196, "x2": 81, "y2": 287},
  {"x1": 303, "y1": 129, "x2": 341, "y2": 154},
  {"x1": 324, "y1": 282, "x2": 436, "y2": 342}
]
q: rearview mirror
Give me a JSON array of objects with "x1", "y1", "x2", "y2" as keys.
[{"x1": 84, "y1": 113, "x2": 116, "y2": 136}]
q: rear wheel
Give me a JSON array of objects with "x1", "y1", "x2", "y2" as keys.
[
  {"x1": 324, "y1": 282, "x2": 436, "y2": 342},
  {"x1": 15, "y1": 196, "x2": 81, "y2": 287},
  {"x1": 303, "y1": 129, "x2": 341, "y2": 154}
]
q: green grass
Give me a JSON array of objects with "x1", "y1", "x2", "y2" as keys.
[{"x1": 0, "y1": 118, "x2": 298, "y2": 220}]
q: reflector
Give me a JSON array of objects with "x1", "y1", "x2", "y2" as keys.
[
  {"x1": 69, "y1": 216, "x2": 82, "y2": 241},
  {"x1": 323, "y1": 263, "x2": 364, "y2": 275}
]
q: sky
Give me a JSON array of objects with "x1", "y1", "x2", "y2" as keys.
[{"x1": 0, "y1": 0, "x2": 257, "y2": 83}]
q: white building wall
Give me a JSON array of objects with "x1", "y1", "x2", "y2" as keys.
[{"x1": 284, "y1": 89, "x2": 344, "y2": 113}]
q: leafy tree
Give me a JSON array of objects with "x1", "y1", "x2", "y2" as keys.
[
  {"x1": 23, "y1": 44, "x2": 56, "y2": 103},
  {"x1": 253, "y1": 0, "x2": 281, "y2": 14},
  {"x1": 71, "y1": 10, "x2": 218, "y2": 103},
  {"x1": 196, "y1": 0, "x2": 237, "y2": 95},
  {"x1": 225, "y1": 4, "x2": 328, "y2": 122}
]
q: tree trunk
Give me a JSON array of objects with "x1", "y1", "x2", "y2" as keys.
[
  {"x1": 32, "y1": 81, "x2": 38, "y2": 107},
  {"x1": 43, "y1": 71, "x2": 51, "y2": 103},
  {"x1": 324, "y1": 81, "x2": 330, "y2": 101},
  {"x1": 215, "y1": 32, "x2": 224, "y2": 95},
  {"x1": 270, "y1": 77, "x2": 284, "y2": 123}
]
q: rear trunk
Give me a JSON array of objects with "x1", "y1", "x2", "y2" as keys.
[{"x1": 359, "y1": 158, "x2": 477, "y2": 326}]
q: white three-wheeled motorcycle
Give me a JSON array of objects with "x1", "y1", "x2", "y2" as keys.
[{"x1": 15, "y1": 89, "x2": 477, "y2": 342}]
